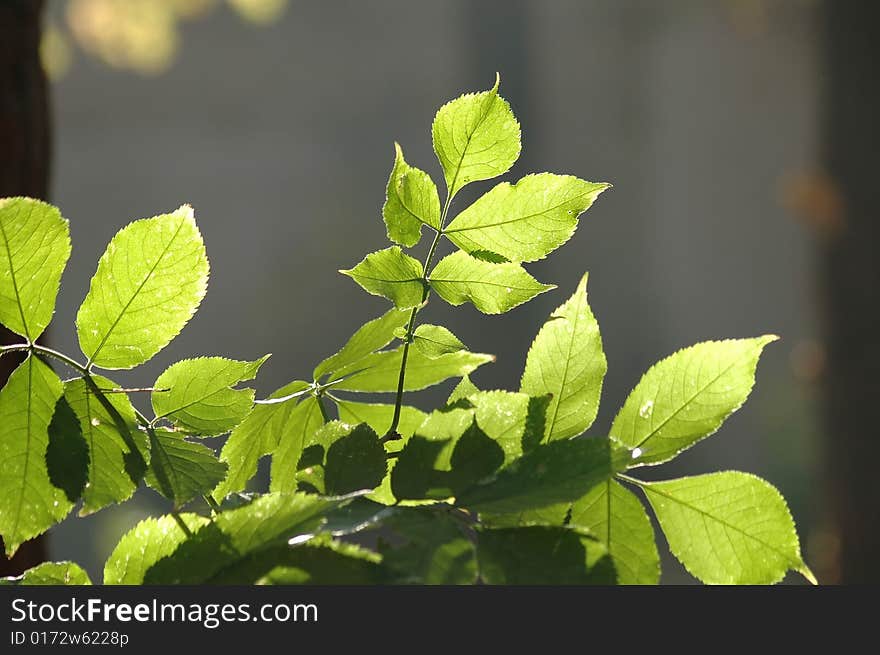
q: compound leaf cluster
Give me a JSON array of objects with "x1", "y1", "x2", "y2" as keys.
[{"x1": 0, "y1": 78, "x2": 813, "y2": 586}]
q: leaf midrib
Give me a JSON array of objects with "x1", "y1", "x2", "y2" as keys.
[
  {"x1": 156, "y1": 364, "x2": 254, "y2": 419},
  {"x1": 429, "y1": 275, "x2": 542, "y2": 292},
  {"x1": 544, "y1": 292, "x2": 585, "y2": 440},
  {"x1": 630, "y1": 356, "x2": 745, "y2": 451},
  {"x1": 394, "y1": 176, "x2": 436, "y2": 230},
  {"x1": 87, "y1": 216, "x2": 187, "y2": 366},
  {"x1": 445, "y1": 190, "x2": 593, "y2": 234},
  {"x1": 446, "y1": 91, "x2": 498, "y2": 197}
]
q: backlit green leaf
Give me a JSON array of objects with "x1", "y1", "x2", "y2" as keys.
[
  {"x1": 410, "y1": 324, "x2": 466, "y2": 358},
  {"x1": 76, "y1": 205, "x2": 209, "y2": 369},
  {"x1": 334, "y1": 399, "x2": 426, "y2": 439},
  {"x1": 214, "y1": 380, "x2": 309, "y2": 499},
  {"x1": 521, "y1": 273, "x2": 606, "y2": 441},
  {"x1": 383, "y1": 143, "x2": 441, "y2": 247},
  {"x1": 478, "y1": 503, "x2": 570, "y2": 529},
  {"x1": 332, "y1": 346, "x2": 493, "y2": 393},
  {"x1": 295, "y1": 421, "x2": 386, "y2": 496},
  {"x1": 0, "y1": 356, "x2": 70, "y2": 556},
  {"x1": 469, "y1": 390, "x2": 548, "y2": 462},
  {"x1": 447, "y1": 375, "x2": 479, "y2": 405},
  {"x1": 64, "y1": 375, "x2": 148, "y2": 515},
  {"x1": 457, "y1": 437, "x2": 629, "y2": 515},
  {"x1": 269, "y1": 395, "x2": 324, "y2": 493},
  {"x1": 430, "y1": 251, "x2": 553, "y2": 314},
  {"x1": 391, "y1": 411, "x2": 503, "y2": 501},
  {"x1": 444, "y1": 174, "x2": 609, "y2": 263},
  {"x1": 145, "y1": 428, "x2": 228, "y2": 507},
  {"x1": 0, "y1": 197, "x2": 70, "y2": 341},
  {"x1": 152, "y1": 355, "x2": 268, "y2": 436},
  {"x1": 638, "y1": 472, "x2": 815, "y2": 585},
  {"x1": 103, "y1": 512, "x2": 210, "y2": 584},
  {"x1": 210, "y1": 537, "x2": 384, "y2": 585},
  {"x1": 569, "y1": 479, "x2": 660, "y2": 584},
  {"x1": 432, "y1": 74, "x2": 520, "y2": 200},
  {"x1": 314, "y1": 308, "x2": 410, "y2": 380},
  {"x1": 611, "y1": 336, "x2": 777, "y2": 466},
  {"x1": 104, "y1": 492, "x2": 352, "y2": 584},
  {"x1": 45, "y1": 396, "x2": 89, "y2": 503},
  {"x1": 339, "y1": 246, "x2": 424, "y2": 309},
  {"x1": 0, "y1": 561, "x2": 92, "y2": 586},
  {"x1": 477, "y1": 526, "x2": 615, "y2": 584}
]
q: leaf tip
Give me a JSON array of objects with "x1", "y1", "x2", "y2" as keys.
[
  {"x1": 176, "y1": 203, "x2": 195, "y2": 221},
  {"x1": 492, "y1": 71, "x2": 501, "y2": 92},
  {"x1": 799, "y1": 564, "x2": 818, "y2": 585}
]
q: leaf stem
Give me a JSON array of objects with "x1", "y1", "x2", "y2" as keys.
[
  {"x1": 253, "y1": 378, "x2": 345, "y2": 406},
  {"x1": 171, "y1": 511, "x2": 194, "y2": 538},
  {"x1": 315, "y1": 393, "x2": 331, "y2": 422},
  {"x1": 1, "y1": 343, "x2": 90, "y2": 375},
  {"x1": 203, "y1": 494, "x2": 222, "y2": 515},
  {"x1": 616, "y1": 473, "x2": 646, "y2": 488},
  {"x1": 387, "y1": 193, "x2": 455, "y2": 437}
]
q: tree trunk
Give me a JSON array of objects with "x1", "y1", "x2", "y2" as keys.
[
  {"x1": 0, "y1": 0, "x2": 50, "y2": 575},
  {"x1": 821, "y1": 2, "x2": 880, "y2": 584}
]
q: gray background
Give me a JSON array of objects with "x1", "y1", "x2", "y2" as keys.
[{"x1": 45, "y1": 0, "x2": 821, "y2": 583}]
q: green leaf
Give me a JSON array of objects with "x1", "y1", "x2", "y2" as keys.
[
  {"x1": 339, "y1": 246, "x2": 424, "y2": 309},
  {"x1": 145, "y1": 428, "x2": 228, "y2": 507},
  {"x1": 314, "y1": 308, "x2": 410, "y2": 380},
  {"x1": 332, "y1": 346, "x2": 494, "y2": 393},
  {"x1": 103, "y1": 512, "x2": 210, "y2": 584},
  {"x1": 391, "y1": 411, "x2": 504, "y2": 501},
  {"x1": 334, "y1": 400, "x2": 427, "y2": 504},
  {"x1": 432, "y1": 74, "x2": 521, "y2": 200},
  {"x1": 269, "y1": 395, "x2": 324, "y2": 493},
  {"x1": 611, "y1": 336, "x2": 778, "y2": 466},
  {"x1": 64, "y1": 375, "x2": 149, "y2": 515},
  {"x1": 334, "y1": 399, "x2": 426, "y2": 439},
  {"x1": 320, "y1": 497, "x2": 397, "y2": 536},
  {"x1": 296, "y1": 421, "x2": 386, "y2": 496},
  {"x1": 104, "y1": 492, "x2": 353, "y2": 584},
  {"x1": 46, "y1": 396, "x2": 89, "y2": 503},
  {"x1": 0, "y1": 356, "x2": 70, "y2": 556},
  {"x1": 521, "y1": 273, "x2": 606, "y2": 441},
  {"x1": 0, "y1": 561, "x2": 92, "y2": 586},
  {"x1": 430, "y1": 251, "x2": 553, "y2": 314},
  {"x1": 638, "y1": 472, "x2": 815, "y2": 585},
  {"x1": 447, "y1": 375, "x2": 479, "y2": 405},
  {"x1": 477, "y1": 526, "x2": 615, "y2": 584},
  {"x1": 569, "y1": 479, "x2": 660, "y2": 584},
  {"x1": 76, "y1": 205, "x2": 209, "y2": 369},
  {"x1": 211, "y1": 537, "x2": 384, "y2": 585},
  {"x1": 410, "y1": 324, "x2": 466, "y2": 358},
  {"x1": 479, "y1": 504, "x2": 570, "y2": 529},
  {"x1": 457, "y1": 437, "x2": 629, "y2": 515},
  {"x1": 383, "y1": 142, "x2": 441, "y2": 247},
  {"x1": 380, "y1": 507, "x2": 477, "y2": 584},
  {"x1": 444, "y1": 174, "x2": 610, "y2": 263},
  {"x1": 469, "y1": 391, "x2": 550, "y2": 461},
  {"x1": 387, "y1": 393, "x2": 547, "y2": 502},
  {"x1": 152, "y1": 355, "x2": 268, "y2": 436},
  {"x1": 213, "y1": 380, "x2": 309, "y2": 499},
  {"x1": 0, "y1": 198, "x2": 71, "y2": 341}
]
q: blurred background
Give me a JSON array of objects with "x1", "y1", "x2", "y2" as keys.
[{"x1": 1, "y1": 0, "x2": 876, "y2": 584}]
